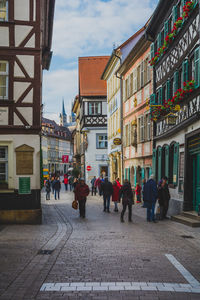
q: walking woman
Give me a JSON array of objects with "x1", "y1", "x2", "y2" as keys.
[
  {"x1": 119, "y1": 180, "x2": 134, "y2": 223},
  {"x1": 112, "y1": 181, "x2": 120, "y2": 212}
]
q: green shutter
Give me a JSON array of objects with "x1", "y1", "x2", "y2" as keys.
[
  {"x1": 164, "y1": 20, "x2": 169, "y2": 37},
  {"x1": 182, "y1": 60, "x2": 189, "y2": 83},
  {"x1": 152, "y1": 149, "x2": 157, "y2": 177},
  {"x1": 158, "y1": 147, "x2": 162, "y2": 182},
  {"x1": 158, "y1": 87, "x2": 163, "y2": 105},
  {"x1": 174, "y1": 71, "x2": 179, "y2": 93},
  {"x1": 165, "y1": 145, "x2": 169, "y2": 179},
  {"x1": 141, "y1": 168, "x2": 145, "y2": 180},
  {"x1": 150, "y1": 43, "x2": 155, "y2": 60},
  {"x1": 149, "y1": 167, "x2": 152, "y2": 177},
  {"x1": 166, "y1": 80, "x2": 171, "y2": 99},
  {"x1": 172, "y1": 5, "x2": 178, "y2": 24},
  {"x1": 128, "y1": 167, "x2": 130, "y2": 182},
  {"x1": 134, "y1": 167, "x2": 137, "y2": 186},
  {"x1": 173, "y1": 143, "x2": 179, "y2": 185},
  {"x1": 194, "y1": 46, "x2": 200, "y2": 89},
  {"x1": 124, "y1": 168, "x2": 126, "y2": 180}
]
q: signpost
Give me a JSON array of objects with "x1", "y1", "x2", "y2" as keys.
[
  {"x1": 19, "y1": 177, "x2": 31, "y2": 194},
  {"x1": 86, "y1": 165, "x2": 92, "y2": 171}
]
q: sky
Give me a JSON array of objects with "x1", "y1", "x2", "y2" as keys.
[{"x1": 42, "y1": 0, "x2": 159, "y2": 123}]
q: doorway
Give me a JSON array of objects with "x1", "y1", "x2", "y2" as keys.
[{"x1": 192, "y1": 153, "x2": 200, "y2": 212}]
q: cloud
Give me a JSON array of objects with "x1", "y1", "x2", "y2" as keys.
[{"x1": 43, "y1": 68, "x2": 78, "y2": 120}]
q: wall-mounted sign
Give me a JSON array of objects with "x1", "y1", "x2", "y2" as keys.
[
  {"x1": 86, "y1": 165, "x2": 92, "y2": 171},
  {"x1": 113, "y1": 138, "x2": 122, "y2": 145},
  {"x1": 19, "y1": 177, "x2": 31, "y2": 194},
  {"x1": 62, "y1": 155, "x2": 69, "y2": 163},
  {"x1": 16, "y1": 144, "x2": 34, "y2": 175}
]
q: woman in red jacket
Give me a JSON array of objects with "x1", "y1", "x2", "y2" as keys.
[
  {"x1": 112, "y1": 181, "x2": 121, "y2": 212},
  {"x1": 64, "y1": 176, "x2": 68, "y2": 191},
  {"x1": 135, "y1": 183, "x2": 142, "y2": 203}
]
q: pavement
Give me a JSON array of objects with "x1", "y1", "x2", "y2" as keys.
[{"x1": 0, "y1": 186, "x2": 200, "y2": 300}]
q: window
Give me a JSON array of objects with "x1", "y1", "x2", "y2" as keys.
[
  {"x1": 0, "y1": 146, "x2": 8, "y2": 186},
  {"x1": 0, "y1": 0, "x2": 8, "y2": 21},
  {"x1": 141, "y1": 61, "x2": 144, "y2": 88},
  {"x1": 0, "y1": 61, "x2": 8, "y2": 99},
  {"x1": 146, "y1": 114, "x2": 151, "y2": 140},
  {"x1": 88, "y1": 102, "x2": 101, "y2": 115},
  {"x1": 96, "y1": 134, "x2": 107, "y2": 149},
  {"x1": 138, "y1": 116, "x2": 144, "y2": 142},
  {"x1": 137, "y1": 65, "x2": 141, "y2": 91}
]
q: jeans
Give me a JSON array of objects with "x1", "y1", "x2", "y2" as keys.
[
  {"x1": 103, "y1": 195, "x2": 110, "y2": 211},
  {"x1": 54, "y1": 189, "x2": 60, "y2": 200},
  {"x1": 69, "y1": 184, "x2": 73, "y2": 191},
  {"x1": 46, "y1": 191, "x2": 50, "y2": 200},
  {"x1": 78, "y1": 198, "x2": 86, "y2": 217},
  {"x1": 114, "y1": 202, "x2": 118, "y2": 210},
  {"x1": 92, "y1": 186, "x2": 97, "y2": 196},
  {"x1": 65, "y1": 184, "x2": 68, "y2": 191},
  {"x1": 136, "y1": 194, "x2": 141, "y2": 202},
  {"x1": 121, "y1": 203, "x2": 132, "y2": 221},
  {"x1": 147, "y1": 201, "x2": 156, "y2": 221}
]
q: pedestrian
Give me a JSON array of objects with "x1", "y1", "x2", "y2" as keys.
[
  {"x1": 141, "y1": 178, "x2": 146, "y2": 207},
  {"x1": 64, "y1": 176, "x2": 68, "y2": 191},
  {"x1": 116, "y1": 177, "x2": 121, "y2": 188},
  {"x1": 91, "y1": 176, "x2": 97, "y2": 196},
  {"x1": 119, "y1": 180, "x2": 134, "y2": 223},
  {"x1": 143, "y1": 175, "x2": 158, "y2": 223},
  {"x1": 45, "y1": 178, "x2": 51, "y2": 200},
  {"x1": 53, "y1": 177, "x2": 61, "y2": 200},
  {"x1": 161, "y1": 176, "x2": 170, "y2": 219},
  {"x1": 51, "y1": 176, "x2": 55, "y2": 194},
  {"x1": 73, "y1": 177, "x2": 79, "y2": 190},
  {"x1": 135, "y1": 183, "x2": 142, "y2": 203},
  {"x1": 112, "y1": 181, "x2": 120, "y2": 212},
  {"x1": 74, "y1": 178, "x2": 89, "y2": 218},
  {"x1": 95, "y1": 177, "x2": 102, "y2": 196},
  {"x1": 101, "y1": 177, "x2": 113, "y2": 212},
  {"x1": 69, "y1": 176, "x2": 74, "y2": 191}
]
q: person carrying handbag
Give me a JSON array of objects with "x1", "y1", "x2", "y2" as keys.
[{"x1": 119, "y1": 180, "x2": 134, "y2": 223}]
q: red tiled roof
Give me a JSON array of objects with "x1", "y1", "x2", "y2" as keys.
[{"x1": 79, "y1": 56, "x2": 110, "y2": 97}]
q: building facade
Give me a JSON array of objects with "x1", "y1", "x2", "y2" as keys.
[
  {"x1": 78, "y1": 56, "x2": 110, "y2": 186},
  {"x1": 72, "y1": 95, "x2": 81, "y2": 171},
  {"x1": 146, "y1": 0, "x2": 200, "y2": 215},
  {"x1": 0, "y1": 0, "x2": 55, "y2": 223},
  {"x1": 42, "y1": 118, "x2": 72, "y2": 176},
  {"x1": 117, "y1": 29, "x2": 153, "y2": 187}
]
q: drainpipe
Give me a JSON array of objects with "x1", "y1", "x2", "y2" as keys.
[{"x1": 113, "y1": 52, "x2": 124, "y2": 183}]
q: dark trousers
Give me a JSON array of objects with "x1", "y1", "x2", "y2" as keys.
[
  {"x1": 163, "y1": 200, "x2": 169, "y2": 218},
  {"x1": 54, "y1": 190, "x2": 60, "y2": 200},
  {"x1": 78, "y1": 198, "x2": 86, "y2": 217},
  {"x1": 121, "y1": 202, "x2": 132, "y2": 221},
  {"x1": 65, "y1": 184, "x2": 68, "y2": 191},
  {"x1": 92, "y1": 186, "x2": 96, "y2": 196},
  {"x1": 46, "y1": 191, "x2": 50, "y2": 200},
  {"x1": 147, "y1": 202, "x2": 155, "y2": 221},
  {"x1": 103, "y1": 195, "x2": 110, "y2": 211},
  {"x1": 69, "y1": 184, "x2": 73, "y2": 191}
]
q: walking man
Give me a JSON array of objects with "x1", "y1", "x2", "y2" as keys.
[
  {"x1": 74, "y1": 178, "x2": 90, "y2": 218},
  {"x1": 91, "y1": 176, "x2": 97, "y2": 196},
  {"x1": 53, "y1": 177, "x2": 61, "y2": 200},
  {"x1": 101, "y1": 177, "x2": 113, "y2": 212},
  {"x1": 143, "y1": 175, "x2": 158, "y2": 222},
  {"x1": 45, "y1": 178, "x2": 51, "y2": 200},
  {"x1": 119, "y1": 180, "x2": 134, "y2": 223}
]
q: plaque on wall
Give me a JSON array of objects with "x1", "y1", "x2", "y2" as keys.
[
  {"x1": 0, "y1": 107, "x2": 8, "y2": 125},
  {"x1": 15, "y1": 144, "x2": 34, "y2": 175},
  {"x1": 19, "y1": 177, "x2": 31, "y2": 194}
]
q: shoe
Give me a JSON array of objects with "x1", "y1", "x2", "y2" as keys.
[
  {"x1": 147, "y1": 219, "x2": 151, "y2": 222},
  {"x1": 107, "y1": 210, "x2": 110, "y2": 213},
  {"x1": 128, "y1": 219, "x2": 132, "y2": 222},
  {"x1": 152, "y1": 220, "x2": 157, "y2": 223},
  {"x1": 103, "y1": 209, "x2": 106, "y2": 212},
  {"x1": 121, "y1": 219, "x2": 124, "y2": 223}
]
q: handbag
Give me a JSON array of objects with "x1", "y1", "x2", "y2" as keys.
[{"x1": 72, "y1": 200, "x2": 78, "y2": 210}]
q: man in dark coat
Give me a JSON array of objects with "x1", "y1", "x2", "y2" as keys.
[
  {"x1": 74, "y1": 178, "x2": 89, "y2": 218},
  {"x1": 101, "y1": 177, "x2": 113, "y2": 212},
  {"x1": 143, "y1": 175, "x2": 158, "y2": 222},
  {"x1": 91, "y1": 176, "x2": 97, "y2": 196},
  {"x1": 53, "y1": 177, "x2": 61, "y2": 200},
  {"x1": 119, "y1": 180, "x2": 134, "y2": 223}
]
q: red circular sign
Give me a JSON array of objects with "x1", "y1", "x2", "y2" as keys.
[{"x1": 86, "y1": 165, "x2": 92, "y2": 171}]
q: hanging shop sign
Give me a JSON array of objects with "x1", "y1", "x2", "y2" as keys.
[
  {"x1": 62, "y1": 155, "x2": 69, "y2": 163},
  {"x1": 113, "y1": 138, "x2": 122, "y2": 145}
]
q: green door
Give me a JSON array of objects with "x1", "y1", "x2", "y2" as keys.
[{"x1": 193, "y1": 154, "x2": 200, "y2": 212}]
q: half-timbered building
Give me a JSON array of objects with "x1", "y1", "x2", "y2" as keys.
[
  {"x1": 146, "y1": 0, "x2": 200, "y2": 220},
  {"x1": 78, "y1": 56, "x2": 109, "y2": 185},
  {"x1": 0, "y1": 0, "x2": 55, "y2": 223}
]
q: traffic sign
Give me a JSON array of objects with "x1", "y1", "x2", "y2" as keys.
[{"x1": 86, "y1": 165, "x2": 92, "y2": 171}]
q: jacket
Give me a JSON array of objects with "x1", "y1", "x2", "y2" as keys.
[
  {"x1": 101, "y1": 179, "x2": 113, "y2": 197},
  {"x1": 143, "y1": 179, "x2": 158, "y2": 204},
  {"x1": 158, "y1": 184, "x2": 170, "y2": 206},
  {"x1": 112, "y1": 185, "x2": 120, "y2": 202},
  {"x1": 64, "y1": 177, "x2": 68, "y2": 184},
  {"x1": 53, "y1": 179, "x2": 61, "y2": 191},
  {"x1": 74, "y1": 183, "x2": 90, "y2": 201},
  {"x1": 94, "y1": 177, "x2": 101, "y2": 188},
  {"x1": 135, "y1": 185, "x2": 141, "y2": 195},
  {"x1": 119, "y1": 182, "x2": 134, "y2": 205},
  {"x1": 91, "y1": 178, "x2": 96, "y2": 187},
  {"x1": 45, "y1": 180, "x2": 51, "y2": 192}
]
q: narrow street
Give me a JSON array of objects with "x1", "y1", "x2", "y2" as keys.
[{"x1": 0, "y1": 189, "x2": 200, "y2": 300}]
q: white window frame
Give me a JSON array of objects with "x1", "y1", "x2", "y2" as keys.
[
  {"x1": 146, "y1": 113, "x2": 151, "y2": 141},
  {"x1": 0, "y1": 146, "x2": 8, "y2": 183},
  {"x1": 0, "y1": 60, "x2": 9, "y2": 100},
  {"x1": 88, "y1": 102, "x2": 101, "y2": 115},
  {"x1": 139, "y1": 116, "x2": 144, "y2": 142},
  {"x1": 0, "y1": 0, "x2": 8, "y2": 21},
  {"x1": 96, "y1": 134, "x2": 108, "y2": 149}
]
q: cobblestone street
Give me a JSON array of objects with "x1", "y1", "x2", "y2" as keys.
[{"x1": 1, "y1": 189, "x2": 200, "y2": 300}]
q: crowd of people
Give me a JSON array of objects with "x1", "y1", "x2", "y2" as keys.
[{"x1": 44, "y1": 172, "x2": 170, "y2": 224}]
